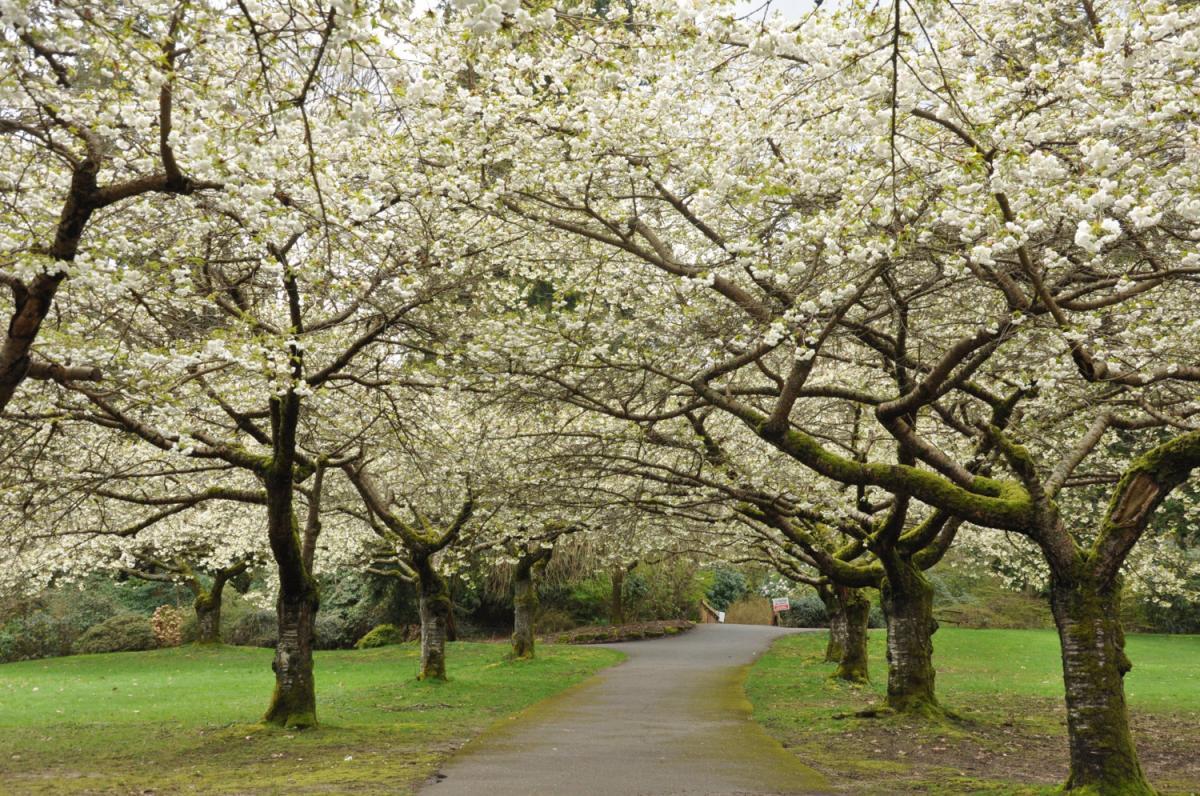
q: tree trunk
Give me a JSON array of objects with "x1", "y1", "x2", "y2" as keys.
[
  {"x1": 1050, "y1": 571, "x2": 1153, "y2": 795},
  {"x1": 880, "y1": 558, "x2": 938, "y2": 714},
  {"x1": 263, "y1": 585, "x2": 318, "y2": 728},
  {"x1": 262, "y1": 445, "x2": 320, "y2": 729},
  {"x1": 512, "y1": 569, "x2": 538, "y2": 659},
  {"x1": 817, "y1": 585, "x2": 845, "y2": 663},
  {"x1": 835, "y1": 585, "x2": 871, "y2": 684},
  {"x1": 194, "y1": 590, "x2": 222, "y2": 644},
  {"x1": 610, "y1": 567, "x2": 626, "y2": 626},
  {"x1": 416, "y1": 556, "x2": 451, "y2": 681}
]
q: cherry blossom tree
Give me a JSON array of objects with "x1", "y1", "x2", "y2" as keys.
[{"x1": 436, "y1": 1, "x2": 1200, "y2": 791}]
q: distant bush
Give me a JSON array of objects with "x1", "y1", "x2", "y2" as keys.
[
  {"x1": 622, "y1": 560, "x2": 706, "y2": 622},
  {"x1": 227, "y1": 609, "x2": 277, "y2": 648},
  {"x1": 929, "y1": 566, "x2": 1052, "y2": 629},
  {"x1": 151, "y1": 606, "x2": 185, "y2": 647},
  {"x1": 0, "y1": 585, "x2": 131, "y2": 662},
  {"x1": 868, "y1": 605, "x2": 885, "y2": 629},
  {"x1": 73, "y1": 614, "x2": 157, "y2": 654},
  {"x1": 562, "y1": 575, "x2": 612, "y2": 625},
  {"x1": 782, "y1": 593, "x2": 828, "y2": 628},
  {"x1": 534, "y1": 608, "x2": 577, "y2": 634},
  {"x1": 0, "y1": 613, "x2": 76, "y2": 662},
  {"x1": 313, "y1": 571, "x2": 400, "y2": 649},
  {"x1": 355, "y1": 623, "x2": 409, "y2": 649},
  {"x1": 706, "y1": 568, "x2": 750, "y2": 611},
  {"x1": 315, "y1": 610, "x2": 370, "y2": 650}
]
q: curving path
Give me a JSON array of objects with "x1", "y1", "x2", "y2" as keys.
[{"x1": 421, "y1": 624, "x2": 831, "y2": 795}]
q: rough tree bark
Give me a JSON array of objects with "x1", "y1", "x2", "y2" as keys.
[
  {"x1": 194, "y1": 590, "x2": 223, "y2": 644},
  {"x1": 1048, "y1": 568, "x2": 1152, "y2": 795},
  {"x1": 262, "y1": 434, "x2": 322, "y2": 728},
  {"x1": 512, "y1": 546, "x2": 552, "y2": 659},
  {"x1": 815, "y1": 583, "x2": 870, "y2": 683},
  {"x1": 835, "y1": 585, "x2": 871, "y2": 684},
  {"x1": 880, "y1": 557, "x2": 938, "y2": 715},
  {"x1": 817, "y1": 584, "x2": 846, "y2": 662},
  {"x1": 414, "y1": 555, "x2": 452, "y2": 681},
  {"x1": 190, "y1": 561, "x2": 250, "y2": 644}
]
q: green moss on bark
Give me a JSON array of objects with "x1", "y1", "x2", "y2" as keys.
[{"x1": 1051, "y1": 571, "x2": 1154, "y2": 795}]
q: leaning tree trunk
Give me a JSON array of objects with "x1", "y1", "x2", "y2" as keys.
[
  {"x1": 194, "y1": 589, "x2": 222, "y2": 644},
  {"x1": 415, "y1": 556, "x2": 451, "y2": 681},
  {"x1": 835, "y1": 585, "x2": 871, "y2": 684},
  {"x1": 1050, "y1": 570, "x2": 1153, "y2": 795},
  {"x1": 880, "y1": 558, "x2": 938, "y2": 714}
]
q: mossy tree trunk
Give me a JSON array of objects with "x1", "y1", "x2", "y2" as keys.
[
  {"x1": 1050, "y1": 570, "x2": 1153, "y2": 795},
  {"x1": 512, "y1": 547, "x2": 552, "y2": 659},
  {"x1": 265, "y1": 582, "x2": 319, "y2": 728},
  {"x1": 415, "y1": 554, "x2": 451, "y2": 681},
  {"x1": 816, "y1": 583, "x2": 870, "y2": 683},
  {"x1": 880, "y1": 556, "x2": 938, "y2": 714},
  {"x1": 835, "y1": 585, "x2": 871, "y2": 684},
  {"x1": 194, "y1": 589, "x2": 222, "y2": 644},
  {"x1": 817, "y1": 584, "x2": 845, "y2": 663},
  {"x1": 192, "y1": 562, "x2": 249, "y2": 644},
  {"x1": 261, "y1": 403, "x2": 322, "y2": 729},
  {"x1": 512, "y1": 572, "x2": 538, "y2": 659}
]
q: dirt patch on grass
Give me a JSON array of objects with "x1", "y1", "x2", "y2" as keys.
[
  {"x1": 776, "y1": 693, "x2": 1200, "y2": 795},
  {"x1": 542, "y1": 620, "x2": 694, "y2": 645}
]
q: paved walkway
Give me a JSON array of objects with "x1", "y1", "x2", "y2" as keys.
[{"x1": 421, "y1": 624, "x2": 831, "y2": 795}]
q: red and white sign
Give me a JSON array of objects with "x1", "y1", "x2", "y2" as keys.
[{"x1": 771, "y1": 597, "x2": 791, "y2": 613}]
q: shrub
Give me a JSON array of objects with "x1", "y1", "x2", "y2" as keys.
[
  {"x1": 315, "y1": 610, "x2": 370, "y2": 650},
  {"x1": 227, "y1": 609, "x2": 277, "y2": 648},
  {"x1": 622, "y1": 560, "x2": 705, "y2": 622},
  {"x1": 782, "y1": 593, "x2": 828, "y2": 628},
  {"x1": 73, "y1": 614, "x2": 157, "y2": 654},
  {"x1": 314, "y1": 571, "x2": 395, "y2": 648},
  {"x1": 868, "y1": 605, "x2": 885, "y2": 629},
  {"x1": 0, "y1": 614, "x2": 76, "y2": 663},
  {"x1": 355, "y1": 623, "x2": 408, "y2": 649},
  {"x1": 0, "y1": 584, "x2": 128, "y2": 662},
  {"x1": 151, "y1": 606, "x2": 185, "y2": 647},
  {"x1": 534, "y1": 608, "x2": 577, "y2": 634},
  {"x1": 706, "y1": 568, "x2": 750, "y2": 611},
  {"x1": 563, "y1": 575, "x2": 612, "y2": 625}
]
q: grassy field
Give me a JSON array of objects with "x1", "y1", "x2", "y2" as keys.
[
  {"x1": 0, "y1": 641, "x2": 623, "y2": 795},
  {"x1": 745, "y1": 628, "x2": 1200, "y2": 795}
]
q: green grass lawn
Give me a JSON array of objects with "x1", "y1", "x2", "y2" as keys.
[
  {"x1": 0, "y1": 641, "x2": 623, "y2": 795},
  {"x1": 746, "y1": 628, "x2": 1200, "y2": 795}
]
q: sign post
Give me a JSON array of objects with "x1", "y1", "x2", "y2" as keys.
[{"x1": 770, "y1": 597, "x2": 790, "y2": 626}]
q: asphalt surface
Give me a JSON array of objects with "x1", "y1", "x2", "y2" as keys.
[{"x1": 421, "y1": 623, "x2": 831, "y2": 795}]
